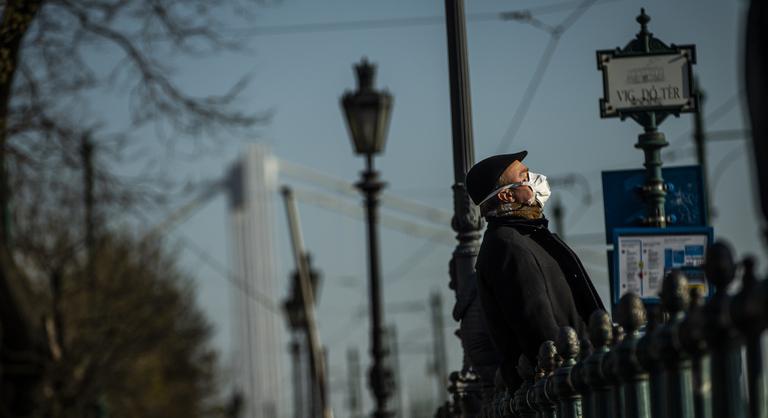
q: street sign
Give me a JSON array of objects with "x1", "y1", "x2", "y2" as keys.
[
  {"x1": 597, "y1": 47, "x2": 697, "y2": 118},
  {"x1": 611, "y1": 226, "x2": 713, "y2": 304},
  {"x1": 601, "y1": 165, "x2": 708, "y2": 243}
]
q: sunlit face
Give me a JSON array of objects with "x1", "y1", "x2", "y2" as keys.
[
  {"x1": 496, "y1": 160, "x2": 533, "y2": 204},
  {"x1": 498, "y1": 160, "x2": 528, "y2": 184}
]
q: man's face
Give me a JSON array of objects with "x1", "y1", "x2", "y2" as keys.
[
  {"x1": 499, "y1": 160, "x2": 528, "y2": 184},
  {"x1": 497, "y1": 160, "x2": 533, "y2": 204}
]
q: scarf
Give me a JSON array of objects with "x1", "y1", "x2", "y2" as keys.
[{"x1": 483, "y1": 202, "x2": 543, "y2": 220}]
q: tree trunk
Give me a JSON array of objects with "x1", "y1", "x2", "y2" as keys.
[{"x1": 0, "y1": 2, "x2": 47, "y2": 417}]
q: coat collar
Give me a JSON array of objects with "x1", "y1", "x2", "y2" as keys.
[{"x1": 485, "y1": 215, "x2": 550, "y2": 232}]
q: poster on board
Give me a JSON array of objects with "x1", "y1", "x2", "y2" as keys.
[{"x1": 612, "y1": 227, "x2": 713, "y2": 304}]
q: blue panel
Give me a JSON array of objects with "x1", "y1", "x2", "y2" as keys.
[
  {"x1": 685, "y1": 245, "x2": 704, "y2": 256},
  {"x1": 601, "y1": 165, "x2": 708, "y2": 243},
  {"x1": 673, "y1": 250, "x2": 685, "y2": 265}
]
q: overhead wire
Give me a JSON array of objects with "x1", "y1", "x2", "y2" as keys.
[
  {"x1": 324, "y1": 299, "x2": 426, "y2": 349},
  {"x1": 279, "y1": 158, "x2": 453, "y2": 226},
  {"x1": 290, "y1": 187, "x2": 455, "y2": 243},
  {"x1": 711, "y1": 146, "x2": 746, "y2": 190},
  {"x1": 667, "y1": 88, "x2": 746, "y2": 151},
  {"x1": 495, "y1": 0, "x2": 602, "y2": 152},
  {"x1": 231, "y1": 0, "x2": 620, "y2": 37},
  {"x1": 129, "y1": 206, "x2": 282, "y2": 316},
  {"x1": 384, "y1": 232, "x2": 446, "y2": 285},
  {"x1": 495, "y1": 35, "x2": 561, "y2": 153},
  {"x1": 178, "y1": 231, "x2": 282, "y2": 315}
]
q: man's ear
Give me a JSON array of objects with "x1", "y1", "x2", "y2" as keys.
[{"x1": 497, "y1": 188, "x2": 515, "y2": 203}]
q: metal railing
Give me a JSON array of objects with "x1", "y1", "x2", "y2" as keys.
[{"x1": 439, "y1": 240, "x2": 767, "y2": 418}]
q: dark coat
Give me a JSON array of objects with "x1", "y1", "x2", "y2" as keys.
[{"x1": 475, "y1": 216, "x2": 604, "y2": 387}]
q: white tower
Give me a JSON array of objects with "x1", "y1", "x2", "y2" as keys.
[{"x1": 227, "y1": 144, "x2": 282, "y2": 418}]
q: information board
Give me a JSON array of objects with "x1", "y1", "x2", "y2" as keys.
[{"x1": 612, "y1": 227, "x2": 712, "y2": 304}]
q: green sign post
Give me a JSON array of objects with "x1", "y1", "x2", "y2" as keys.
[{"x1": 597, "y1": 9, "x2": 697, "y2": 227}]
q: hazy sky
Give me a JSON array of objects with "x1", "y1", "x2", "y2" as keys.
[{"x1": 121, "y1": 0, "x2": 760, "y2": 416}]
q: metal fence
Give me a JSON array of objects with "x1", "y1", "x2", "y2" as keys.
[{"x1": 440, "y1": 241, "x2": 768, "y2": 418}]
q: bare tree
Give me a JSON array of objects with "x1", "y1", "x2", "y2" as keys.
[
  {"x1": 7, "y1": 0, "x2": 272, "y2": 234},
  {"x1": 0, "y1": 0, "x2": 274, "y2": 416}
]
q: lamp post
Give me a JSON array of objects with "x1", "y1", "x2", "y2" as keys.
[{"x1": 341, "y1": 57, "x2": 394, "y2": 418}]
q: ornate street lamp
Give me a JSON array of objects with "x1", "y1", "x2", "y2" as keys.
[{"x1": 340, "y1": 57, "x2": 394, "y2": 418}]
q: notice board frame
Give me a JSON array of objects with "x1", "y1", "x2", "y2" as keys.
[{"x1": 610, "y1": 226, "x2": 713, "y2": 305}]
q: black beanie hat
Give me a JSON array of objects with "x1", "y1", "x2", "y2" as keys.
[{"x1": 465, "y1": 151, "x2": 528, "y2": 205}]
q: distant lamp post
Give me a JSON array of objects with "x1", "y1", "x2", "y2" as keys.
[
  {"x1": 341, "y1": 57, "x2": 394, "y2": 418},
  {"x1": 341, "y1": 58, "x2": 393, "y2": 157}
]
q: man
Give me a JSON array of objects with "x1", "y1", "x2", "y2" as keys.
[{"x1": 465, "y1": 151, "x2": 604, "y2": 388}]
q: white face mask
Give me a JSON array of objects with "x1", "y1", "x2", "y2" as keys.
[
  {"x1": 526, "y1": 172, "x2": 551, "y2": 207},
  {"x1": 478, "y1": 171, "x2": 551, "y2": 208}
]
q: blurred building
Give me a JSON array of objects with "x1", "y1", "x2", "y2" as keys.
[{"x1": 226, "y1": 145, "x2": 282, "y2": 418}]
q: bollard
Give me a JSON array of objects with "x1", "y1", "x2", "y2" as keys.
[
  {"x1": 480, "y1": 392, "x2": 491, "y2": 418},
  {"x1": 552, "y1": 327, "x2": 582, "y2": 418},
  {"x1": 604, "y1": 324, "x2": 626, "y2": 418},
  {"x1": 447, "y1": 371, "x2": 460, "y2": 418},
  {"x1": 513, "y1": 355, "x2": 537, "y2": 418},
  {"x1": 498, "y1": 387, "x2": 511, "y2": 418},
  {"x1": 731, "y1": 257, "x2": 767, "y2": 418},
  {"x1": 704, "y1": 241, "x2": 747, "y2": 418},
  {"x1": 679, "y1": 287, "x2": 711, "y2": 418},
  {"x1": 658, "y1": 270, "x2": 694, "y2": 418},
  {"x1": 492, "y1": 369, "x2": 507, "y2": 418},
  {"x1": 584, "y1": 310, "x2": 613, "y2": 418},
  {"x1": 637, "y1": 304, "x2": 666, "y2": 418},
  {"x1": 573, "y1": 336, "x2": 594, "y2": 418},
  {"x1": 460, "y1": 369, "x2": 484, "y2": 417},
  {"x1": 533, "y1": 341, "x2": 559, "y2": 418},
  {"x1": 616, "y1": 293, "x2": 650, "y2": 418}
]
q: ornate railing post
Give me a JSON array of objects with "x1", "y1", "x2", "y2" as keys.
[
  {"x1": 492, "y1": 371, "x2": 511, "y2": 418},
  {"x1": 553, "y1": 327, "x2": 582, "y2": 418},
  {"x1": 637, "y1": 304, "x2": 666, "y2": 418},
  {"x1": 533, "y1": 341, "x2": 559, "y2": 418},
  {"x1": 584, "y1": 311, "x2": 614, "y2": 418},
  {"x1": 704, "y1": 241, "x2": 747, "y2": 418},
  {"x1": 658, "y1": 271, "x2": 694, "y2": 418},
  {"x1": 616, "y1": 293, "x2": 650, "y2": 418},
  {"x1": 605, "y1": 324, "x2": 626, "y2": 418},
  {"x1": 513, "y1": 355, "x2": 537, "y2": 418},
  {"x1": 497, "y1": 390, "x2": 511, "y2": 418},
  {"x1": 456, "y1": 368, "x2": 483, "y2": 417},
  {"x1": 445, "y1": 371, "x2": 464, "y2": 418},
  {"x1": 484, "y1": 371, "x2": 504, "y2": 418},
  {"x1": 731, "y1": 257, "x2": 767, "y2": 418},
  {"x1": 574, "y1": 336, "x2": 594, "y2": 418},
  {"x1": 678, "y1": 287, "x2": 711, "y2": 418}
]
